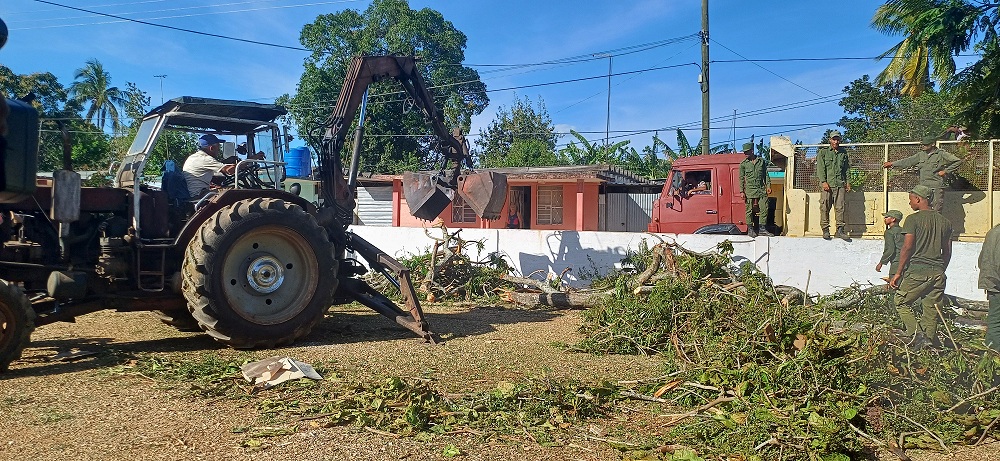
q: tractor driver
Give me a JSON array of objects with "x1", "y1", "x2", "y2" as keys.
[
  {"x1": 182, "y1": 134, "x2": 237, "y2": 198},
  {"x1": 182, "y1": 134, "x2": 267, "y2": 198}
]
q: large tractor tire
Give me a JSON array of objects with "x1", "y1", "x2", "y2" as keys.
[
  {"x1": 0, "y1": 279, "x2": 34, "y2": 371},
  {"x1": 182, "y1": 198, "x2": 337, "y2": 348}
]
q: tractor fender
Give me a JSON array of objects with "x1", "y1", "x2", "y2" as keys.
[{"x1": 173, "y1": 189, "x2": 317, "y2": 247}]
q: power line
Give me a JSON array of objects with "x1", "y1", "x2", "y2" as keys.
[
  {"x1": 711, "y1": 38, "x2": 822, "y2": 97},
  {"x1": 30, "y1": 0, "x2": 310, "y2": 51},
  {"x1": 18, "y1": 1, "x2": 360, "y2": 30}
]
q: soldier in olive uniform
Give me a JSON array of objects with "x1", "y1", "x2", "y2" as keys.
[
  {"x1": 815, "y1": 130, "x2": 851, "y2": 240},
  {"x1": 738, "y1": 142, "x2": 771, "y2": 238},
  {"x1": 978, "y1": 224, "x2": 1000, "y2": 351},
  {"x1": 890, "y1": 185, "x2": 954, "y2": 349},
  {"x1": 883, "y1": 135, "x2": 961, "y2": 212},
  {"x1": 876, "y1": 209, "x2": 904, "y2": 280}
]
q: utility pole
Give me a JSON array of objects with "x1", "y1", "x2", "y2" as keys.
[
  {"x1": 153, "y1": 74, "x2": 167, "y2": 104},
  {"x1": 700, "y1": 0, "x2": 710, "y2": 156},
  {"x1": 593, "y1": 53, "x2": 612, "y2": 150}
]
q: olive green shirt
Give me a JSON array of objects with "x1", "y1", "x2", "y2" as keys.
[
  {"x1": 739, "y1": 157, "x2": 770, "y2": 199},
  {"x1": 979, "y1": 225, "x2": 1000, "y2": 293},
  {"x1": 892, "y1": 147, "x2": 961, "y2": 189},
  {"x1": 815, "y1": 146, "x2": 850, "y2": 188},
  {"x1": 900, "y1": 210, "x2": 953, "y2": 270},
  {"x1": 880, "y1": 225, "x2": 904, "y2": 275}
]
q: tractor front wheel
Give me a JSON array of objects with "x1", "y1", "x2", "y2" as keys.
[
  {"x1": 0, "y1": 279, "x2": 34, "y2": 371},
  {"x1": 182, "y1": 198, "x2": 337, "y2": 348}
]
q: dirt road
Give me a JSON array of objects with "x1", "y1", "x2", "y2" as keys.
[{"x1": 0, "y1": 304, "x2": 996, "y2": 460}]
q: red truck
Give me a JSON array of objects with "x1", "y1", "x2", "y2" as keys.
[{"x1": 647, "y1": 153, "x2": 783, "y2": 235}]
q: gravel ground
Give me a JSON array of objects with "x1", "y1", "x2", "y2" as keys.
[{"x1": 0, "y1": 303, "x2": 998, "y2": 461}]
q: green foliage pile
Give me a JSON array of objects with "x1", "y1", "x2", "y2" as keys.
[
  {"x1": 579, "y1": 239, "x2": 1000, "y2": 460},
  {"x1": 117, "y1": 355, "x2": 618, "y2": 446},
  {"x1": 364, "y1": 226, "x2": 516, "y2": 302}
]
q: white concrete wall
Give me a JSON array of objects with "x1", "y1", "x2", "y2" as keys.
[{"x1": 349, "y1": 227, "x2": 987, "y2": 301}]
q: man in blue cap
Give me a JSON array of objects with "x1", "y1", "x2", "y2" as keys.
[
  {"x1": 883, "y1": 135, "x2": 961, "y2": 211},
  {"x1": 890, "y1": 184, "x2": 953, "y2": 349},
  {"x1": 182, "y1": 133, "x2": 237, "y2": 198}
]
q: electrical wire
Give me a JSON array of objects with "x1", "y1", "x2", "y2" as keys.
[{"x1": 28, "y1": 0, "x2": 310, "y2": 51}]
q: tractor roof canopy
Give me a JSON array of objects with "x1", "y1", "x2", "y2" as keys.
[{"x1": 143, "y1": 96, "x2": 287, "y2": 135}]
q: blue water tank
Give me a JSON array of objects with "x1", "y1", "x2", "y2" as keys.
[{"x1": 284, "y1": 147, "x2": 312, "y2": 178}]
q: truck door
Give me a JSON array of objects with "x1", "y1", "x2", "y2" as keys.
[
  {"x1": 729, "y1": 165, "x2": 749, "y2": 231},
  {"x1": 655, "y1": 168, "x2": 720, "y2": 233}
]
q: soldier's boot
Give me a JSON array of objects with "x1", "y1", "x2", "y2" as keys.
[
  {"x1": 822, "y1": 228, "x2": 832, "y2": 240},
  {"x1": 835, "y1": 226, "x2": 847, "y2": 240},
  {"x1": 747, "y1": 226, "x2": 758, "y2": 238},
  {"x1": 759, "y1": 227, "x2": 774, "y2": 237}
]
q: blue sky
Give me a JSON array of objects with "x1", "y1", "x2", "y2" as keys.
[{"x1": 0, "y1": 0, "x2": 971, "y2": 153}]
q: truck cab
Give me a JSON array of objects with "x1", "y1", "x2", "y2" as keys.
[{"x1": 648, "y1": 152, "x2": 786, "y2": 235}]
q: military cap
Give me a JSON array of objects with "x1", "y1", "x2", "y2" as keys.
[
  {"x1": 742, "y1": 142, "x2": 754, "y2": 153},
  {"x1": 921, "y1": 135, "x2": 938, "y2": 146},
  {"x1": 829, "y1": 130, "x2": 842, "y2": 139},
  {"x1": 910, "y1": 185, "x2": 933, "y2": 200},
  {"x1": 882, "y1": 210, "x2": 903, "y2": 221}
]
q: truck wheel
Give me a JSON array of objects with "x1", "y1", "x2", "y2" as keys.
[
  {"x1": 0, "y1": 280, "x2": 34, "y2": 371},
  {"x1": 183, "y1": 198, "x2": 336, "y2": 348}
]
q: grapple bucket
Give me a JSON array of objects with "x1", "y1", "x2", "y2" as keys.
[
  {"x1": 457, "y1": 171, "x2": 508, "y2": 220},
  {"x1": 402, "y1": 171, "x2": 455, "y2": 220}
]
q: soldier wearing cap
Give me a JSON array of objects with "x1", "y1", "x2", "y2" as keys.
[
  {"x1": 979, "y1": 224, "x2": 1000, "y2": 351},
  {"x1": 815, "y1": 130, "x2": 851, "y2": 240},
  {"x1": 182, "y1": 133, "x2": 238, "y2": 198},
  {"x1": 882, "y1": 135, "x2": 961, "y2": 212},
  {"x1": 877, "y1": 209, "x2": 905, "y2": 312},
  {"x1": 738, "y1": 142, "x2": 772, "y2": 238},
  {"x1": 876, "y1": 209, "x2": 904, "y2": 278},
  {"x1": 890, "y1": 184, "x2": 954, "y2": 349}
]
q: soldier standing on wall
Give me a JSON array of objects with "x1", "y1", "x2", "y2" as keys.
[
  {"x1": 815, "y1": 130, "x2": 851, "y2": 240},
  {"x1": 883, "y1": 135, "x2": 961, "y2": 212},
  {"x1": 738, "y1": 142, "x2": 772, "y2": 238}
]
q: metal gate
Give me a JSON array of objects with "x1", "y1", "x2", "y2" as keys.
[{"x1": 603, "y1": 193, "x2": 657, "y2": 232}]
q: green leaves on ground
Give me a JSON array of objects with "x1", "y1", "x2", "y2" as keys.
[{"x1": 578, "y1": 239, "x2": 1000, "y2": 459}]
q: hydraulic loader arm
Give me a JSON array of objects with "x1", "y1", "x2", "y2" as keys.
[{"x1": 317, "y1": 55, "x2": 505, "y2": 224}]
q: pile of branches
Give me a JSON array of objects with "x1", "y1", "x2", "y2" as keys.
[
  {"x1": 573, "y1": 238, "x2": 1000, "y2": 460},
  {"x1": 364, "y1": 224, "x2": 515, "y2": 302}
]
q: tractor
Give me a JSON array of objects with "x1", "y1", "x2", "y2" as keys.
[{"x1": 0, "y1": 55, "x2": 506, "y2": 370}]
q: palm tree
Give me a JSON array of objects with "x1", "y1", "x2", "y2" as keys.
[
  {"x1": 871, "y1": 0, "x2": 987, "y2": 97},
  {"x1": 68, "y1": 59, "x2": 126, "y2": 131}
]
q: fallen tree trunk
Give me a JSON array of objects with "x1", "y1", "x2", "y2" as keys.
[{"x1": 503, "y1": 290, "x2": 610, "y2": 308}]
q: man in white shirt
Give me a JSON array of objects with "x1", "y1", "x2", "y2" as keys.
[{"x1": 182, "y1": 134, "x2": 237, "y2": 198}]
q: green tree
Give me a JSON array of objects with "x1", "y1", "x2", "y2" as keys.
[
  {"x1": 871, "y1": 0, "x2": 1000, "y2": 135},
  {"x1": 68, "y1": 59, "x2": 126, "y2": 132},
  {"x1": 287, "y1": 0, "x2": 488, "y2": 174},
  {"x1": 558, "y1": 130, "x2": 631, "y2": 165},
  {"x1": 475, "y1": 96, "x2": 561, "y2": 167},
  {"x1": 837, "y1": 74, "x2": 952, "y2": 142}
]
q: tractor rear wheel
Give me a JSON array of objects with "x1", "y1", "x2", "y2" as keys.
[
  {"x1": 0, "y1": 279, "x2": 34, "y2": 371},
  {"x1": 182, "y1": 198, "x2": 337, "y2": 348}
]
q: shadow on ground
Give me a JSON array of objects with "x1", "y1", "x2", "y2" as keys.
[{"x1": 7, "y1": 303, "x2": 564, "y2": 378}]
